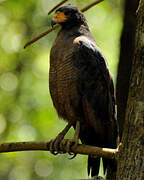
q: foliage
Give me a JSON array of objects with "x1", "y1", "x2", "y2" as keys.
[{"x1": 0, "y1": 0, "x2": 123, "y2": 179}]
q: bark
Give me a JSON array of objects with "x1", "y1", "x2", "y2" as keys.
[
  {"x1": 116, "y1": 1, "x2": 144, "y2": 179},
  {"x1": 116, "y1": 0, "x2": 139, "y2": 140}
]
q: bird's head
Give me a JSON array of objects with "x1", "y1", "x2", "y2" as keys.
[{"x1": 51, "y1": 5, "x2": 86, "y2": 28}]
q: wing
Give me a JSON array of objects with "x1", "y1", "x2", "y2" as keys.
[
  {"x1": 73, "y1": 36, "x2": 119, "y2": 176},
  {"x1": 73, "y1": 36, "x2": 116, "y2": 123}
]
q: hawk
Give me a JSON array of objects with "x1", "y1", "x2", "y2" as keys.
[{"x1": 49, "y1": 5, "x2": 119, "y2": 178}]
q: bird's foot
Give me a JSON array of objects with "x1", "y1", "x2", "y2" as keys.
[
  {"x1": 49, "y1": 137, "x2": 78, "y2": 158},
  {"x1": 49, "y1": 133, "x2": 64, "y2": 155},
  {"x1": 49, "y1": 121, "x2": 80, "y2": 158},
  {"x1": 49, "y1": 123, "x2": 72, "y2": 155},
  {"x1": 62, "y1": 120, "x2": 80, "y2": 159},
  {"x1": 64, "y1": 138, "x2": 79, "y2": 159}
]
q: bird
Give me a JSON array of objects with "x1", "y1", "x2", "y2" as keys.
[{"x1": 49, "y1": 4, "x2": 119, "y2": 178}]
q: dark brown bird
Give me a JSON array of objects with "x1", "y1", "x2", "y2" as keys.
[{"x1": 49, "y1": 5, "x2": 119, "y2": 178}]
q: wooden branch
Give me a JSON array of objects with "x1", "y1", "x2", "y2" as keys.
[
  {"x1": 48, "y1": 0, "x2": 69, "y2": 15},
  {"x1": 79, "y1": 176, "x2": 105, "y2": 180},
  {"x1": 24, "y1": 24, "x2": 59, "y2": 49},
  {"x1": 136, "y1": 0, "x2": 143, "y2": 14},
  {"x1": 80, "y1": 0, "x2": 103, "y2": 12},
  {"x1": 0, "y1": 139, "x2": 118, "y2": 160},
  {"x1": 48, "y1": 0, "x2": 104, "y2": 15},
  {"x1": 24, "y1": 0, "x2": 104, "y2": 49},
  {"x1": 79, "y1": 177, "x2": 105, "y2": 180}
]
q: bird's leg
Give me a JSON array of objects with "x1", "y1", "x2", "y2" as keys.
[
  {"x1": 73, "y1": 120, "x2": 80, "y2": 144},
  {"x1": 49, "y1": 122, "x2": 72, "y2": 155},
  {"x1": 65, "y1": 120, "x2": 80, "y2": 158}
]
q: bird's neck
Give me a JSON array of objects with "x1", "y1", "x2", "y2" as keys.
[
  {"x1": 61, "y1": 19, "x2": 88, "y2": 29},
  {"x1": 61, "y1": 23, "x2": 90, "y2": 37}
]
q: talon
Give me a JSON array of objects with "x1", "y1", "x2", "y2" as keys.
[
  {"x1": 52, "y1": 151, "x2": 59, "y2": 155},
  {"x1": 49, "y1": 138, "x2": 63, "y2": 155},
  {"x1": 68, "y1": 152, "x2": 77, "y2": 159},
  {"x1": 68, "y1": 150, "x2": 75, "y2": 156},
  {"x1": 68, "y1": 151, "x2": 74, "y2": 156},
  {"x1": 49, "y1": 139, "x2": 54, "y2": 152},
  {"x1": 49, "y1": 121, "x2": 80, "y2": 158},
  {"x1": 53, "y1": 138, "x2": 61, "y2": 151},
  {"x1": 66, "y1": 140, "x2": 72, "y2": 152},
  {"x1": 49, "y1": 123, "x2": 72, "y2": 155},
  {"x1": 64, "y1": 139, "x2": 78, "y2": 159},
  {"x1": 49, "y1": 139, "x2": 59, "y2": 155}
]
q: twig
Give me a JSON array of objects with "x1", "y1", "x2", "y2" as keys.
[
  {"x1": 0, "y1": 139, "x2": 118, "y2": 160},
  {"x1": 24, "y1": 24, "x2": 59, "y2": 49},
  {"x1": 48, "y1": 0, "x2": 69, "y2": 15},
  {"x1": 24, "y1": 0, "x2": 104, "y2": 49},
  {"x1": 81, "y1": 0, "x2": 103, "y2": 12},
  {"x1": 136, "y1": 0, "x2": 143, "y2": 14},
  {"x1": 48, "y1": 0, "x2": 103, "y2": 15},
  {"x1": 79, "y1": 177, "x2": 105, "y2": 180}
]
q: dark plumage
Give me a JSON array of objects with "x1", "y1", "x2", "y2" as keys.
[{"x1": 50, "y1": 5, "x2": 119, "y2": 177}]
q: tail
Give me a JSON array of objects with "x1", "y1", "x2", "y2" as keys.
[
  {"x1": 88, "y1": 156, "x2": 100, "y2": 177},
  {"x1": 88, "y1": 156, "x2": 117, "y2": 179}
]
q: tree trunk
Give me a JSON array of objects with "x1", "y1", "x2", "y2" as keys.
[
  {"x1": 116, "y1": 0, "x2": 138, "y2": 140},
  {"x1": 116, "y1": 0, "x2": 144, "y2": 179}
]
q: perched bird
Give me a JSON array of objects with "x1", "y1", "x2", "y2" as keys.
[{"x1": 49, "y1": 5, "x2": 119, "y2": 178}]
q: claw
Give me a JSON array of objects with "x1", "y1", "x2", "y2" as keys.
[
  {"x1": 68, "y1": 153, "x2": 77, "y2": 159},
  {"x1": 49, "y1": 123, "x2": 72, "y2": 155},
  {"x1": 49, "y1": 137, "x2": 65, "y2": 155},
  {"x1": 63, "y1": 138, "x2": 78, "y2": 159},
  {"x1": 49, "y1": 139, "x2": 59, "y2": 155},
  {"x1": 49, "y1": 121, "x2": 80, "y2": 157},
  {"x1": 52, "y1": 151, "x2": 59, "y2": 155},
  {"x1": 68, "y1": 151, "x2": 74, "y2": 156}
]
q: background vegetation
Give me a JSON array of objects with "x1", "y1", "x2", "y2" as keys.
[{"x1": 0, "y1": 0, "x2": 123, "y2": 179}]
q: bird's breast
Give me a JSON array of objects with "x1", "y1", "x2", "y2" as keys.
[{"x1": 49, "y1": 37, "x2": 80, "y2": 121}]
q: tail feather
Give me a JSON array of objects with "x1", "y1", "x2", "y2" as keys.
[
  {"x1": 103, "y1": 158, "x2": 117, "y2": 180},
  {"x1": 88, "y1": 156, "x2": 117, "y2": 178},
  {"x1": 103, "y1": 158, "x2": 117, "y2": 174},
  {"x1": 88, "y1": 156, "x2": 100, "y2": 177}
]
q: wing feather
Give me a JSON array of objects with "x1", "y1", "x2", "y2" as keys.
[{"x1": 73, "y1": 36, "x2": 115, "y2": 122}]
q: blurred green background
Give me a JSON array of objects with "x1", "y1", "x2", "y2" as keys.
[{"x1": 0, "y1": 0, "x2": 123, "y2": 179}]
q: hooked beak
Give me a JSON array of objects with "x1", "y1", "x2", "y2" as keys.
[
  {"x1": 51, "y1": 11, "x2": 67, "y2": 27},
  {"x1": 51, "y1": 19, "x2": 57, "y2": 27}
]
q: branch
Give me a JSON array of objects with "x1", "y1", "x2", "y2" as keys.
[
  {"x1": 24, "y1": 24, "x2": 59, "y2": 49},
  {"x1": 0, "y1": 139, "x2": 118, "y2": 160},
  {"x1": 79, "y1": 177, "x2": 105, "y2": 180},
  {"x1": 24, "y1": 0, "x2": 104, "y2": 49},
  {"x1": 80, "y1": 0, "x2": 104, "y2": 12},
  {"x1": 136, "y1": 0, "x2": 143, "y2": 14},
  {"x1": 48, "y1": 0, "x2": 69, "y2": 15}
]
